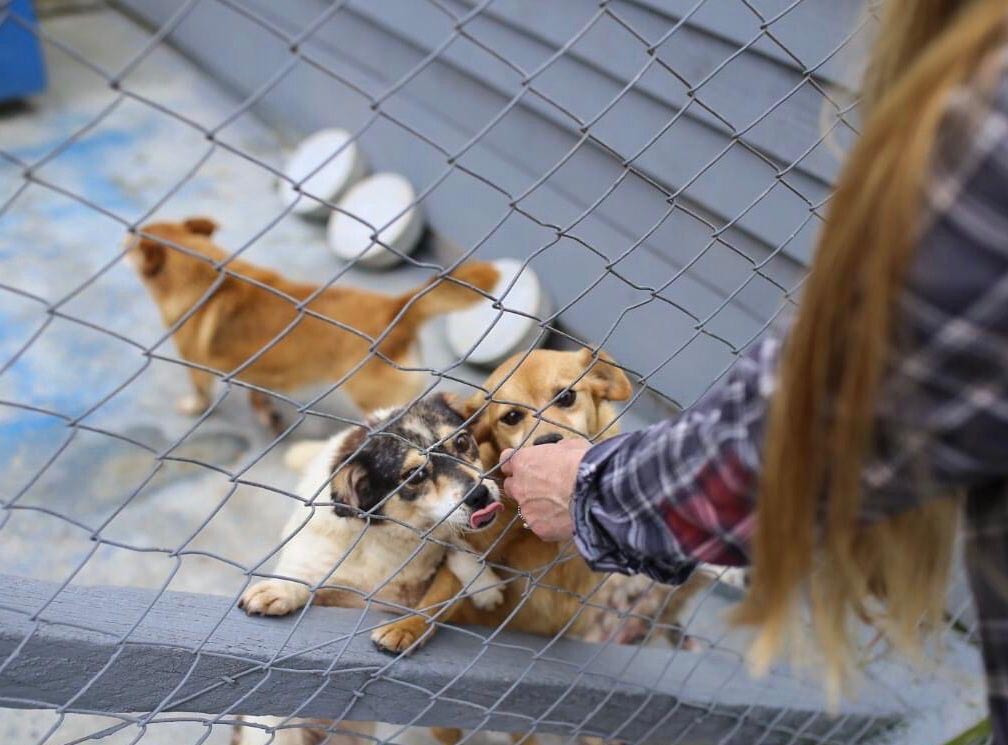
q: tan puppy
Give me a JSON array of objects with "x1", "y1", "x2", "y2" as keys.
[
  {"x1": 371, "y1": 349, "x2": 714, "y2": 745},
  {"x1": 471, "y1": 347, "x2": 632, "y2": 455},
  {"x1": 472, "y1": 348, "x2": 717, "y2": 643},
  {"x1": 126, "y1": 218, "x2": 499, "y2": 429}
]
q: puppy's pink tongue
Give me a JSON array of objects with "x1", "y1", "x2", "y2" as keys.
[{"x1": 470, "y1": 501, "x2": 503, "y2": 529}]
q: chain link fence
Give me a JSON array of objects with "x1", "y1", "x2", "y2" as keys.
[{"x1": 0, "y1": 1, "x2": 989, "y2": 744}]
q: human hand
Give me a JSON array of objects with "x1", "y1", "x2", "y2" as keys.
[{"x1": 498, "y1": 438, "x2": 591, "y2": 541}]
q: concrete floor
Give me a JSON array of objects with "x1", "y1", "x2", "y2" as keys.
[{"x1": 0, "y1": 6, "x2": 991, "y2": 745}]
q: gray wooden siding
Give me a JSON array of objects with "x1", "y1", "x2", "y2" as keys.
[{"x1": 116, "y1": 0, "x2": 863, "y2": 405}]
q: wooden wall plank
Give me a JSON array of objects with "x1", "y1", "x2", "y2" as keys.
[{"x1": 115, "y1": 0, "x2": 815, "y2": 403}]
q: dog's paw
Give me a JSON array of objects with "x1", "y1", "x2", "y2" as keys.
[
  {"x1": 580, "y1": 738, "x2": 627, "y2": 745},
  {"x1": 717, "y1": 567, "x2": 750, "y2": 591},
  {"x1": 176, "y1": 392, "x2": 210, "y2": 416},
  {"x1": 469, "y1": 584, "x2": 504, "y2": 610},
  {"x1": 580, "y1": 614, "x2": 650, "y2": 645},
  {"x1": 611, "y1": 616, "x2": 651, "y2": 646},
  {"x1": 371, "y1": 618, "x2": 429, "y2": 655},
  {"x1": 462, "y1": 566, "x2": 504, "y2": 610},
  {"x1": 239, "y1": 580, "x2": 309, "y2": 616}
]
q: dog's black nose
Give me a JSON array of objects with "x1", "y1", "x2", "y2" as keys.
[
  {"x1": 464, "y1": 483, "x2": 491, "y2": 509},
  {"x1": 533, "y1": 432, "x2": 564, "y2": 446}
]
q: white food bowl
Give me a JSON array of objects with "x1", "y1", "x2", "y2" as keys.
[
  {"x1": 326, "y1": 172, "x2": 425, "y2": 269},
  {"x1": 445, "y1": 258, "x2": 551, "y2": 367},
  {"x1": 279, "y1": 129, "x2": 367, "y2": 218}
]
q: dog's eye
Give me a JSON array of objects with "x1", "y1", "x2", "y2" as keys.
[
  {"x1": 401, "y1": 467, "x2": 428, "y2": 485},
  {"x1": 454, "y1": 432, "x2": 473, "y2": 452},
  {"x1": 555, "y1": 389, "x2": 577, "y2": 408},
  {"x1": 500, "y1": 410, "x2": 524, "y2": 426}
]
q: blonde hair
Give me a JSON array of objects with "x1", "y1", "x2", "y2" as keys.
[{"x1": 732, "y1": 0, "x2": 1008, "y2": 701}]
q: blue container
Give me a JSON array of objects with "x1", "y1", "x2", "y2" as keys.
[{"x1": 0, "y1": 0, "x2": 46, "y2": 103}]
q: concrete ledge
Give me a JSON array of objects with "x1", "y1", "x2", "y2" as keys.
[{"x1": 0, "y1": 575, "x2": 897, "y2": 744}]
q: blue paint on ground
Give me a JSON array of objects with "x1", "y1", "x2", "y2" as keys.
[{"x1": 1, "y1": 119, "x2": 166, "y2": 482}]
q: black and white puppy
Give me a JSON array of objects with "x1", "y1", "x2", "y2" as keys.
[{"x1": 240, "y1": 394, "x2": 505, "y2": 642}]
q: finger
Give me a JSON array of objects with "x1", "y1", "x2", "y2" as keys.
[
  {"x1": 535, "y1": 525, "x2": 559, "y2": 542},
  {"x1": 502, "y1": 476, "x2": 519, "y2": 501},
  {"x1": 498, "y1": 448, "x2": 516, "y2": 475}
]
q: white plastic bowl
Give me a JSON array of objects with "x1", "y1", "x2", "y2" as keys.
[
  {"x1": 326, "y1": 173, "x2": 425, "y2": 269},
  {"x1": 445, "y1": 258, "x2": 551, "y2": 367},
  {"x1": 279, "y1": 129, "x2": 366, "y2": 217}
]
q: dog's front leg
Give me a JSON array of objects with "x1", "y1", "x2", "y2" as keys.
[
  {"x1": 371, "y1": 561, "x2": 464, "y2": 654},
  {"x1": 239, "y1": 523, "x2": 335, "y2": 616},
  {"x1": 445, "y1": 546, "x2": 504, "y2": 611},
  {"x1": 177, "y1": 368, "x2": 214, "y2": 415},
  {"x1": 249, "y1": 389, "x2": 284, "y2": 434}
]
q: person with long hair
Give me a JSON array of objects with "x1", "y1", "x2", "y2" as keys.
[{"x1": 497, "y1": 0, "x2": 1008, "y2": 739}]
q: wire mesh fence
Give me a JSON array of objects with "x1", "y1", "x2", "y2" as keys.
[{"x1": 0, "y1": 1, "x2": 988, "y2": 744}]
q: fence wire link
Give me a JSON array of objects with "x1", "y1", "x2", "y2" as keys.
[{"x1": 0, "y1": 1, "x2": 981, "y2": 744}]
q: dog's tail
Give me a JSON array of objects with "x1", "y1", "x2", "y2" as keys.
[
  {"x1": 283, "y1": 439, "x2": 328, "y2": 472},
  {"x1": 396, "y1": 261, "x2": 499, "y2": 325}
]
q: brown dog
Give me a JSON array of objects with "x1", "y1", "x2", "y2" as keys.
[
  {"x1": 371, "y1": 349, "x2": 714, "y2": 745},
  {"x1": 470, "y1": 347, "x2": 633, "y2": 455},
  {"x1": 126, "y1": 217, "x2": 499, "y2": 429}
]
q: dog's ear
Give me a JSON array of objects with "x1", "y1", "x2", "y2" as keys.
[
  {"x1": 330, "y1": 458, "x2": 369, "y2": 518},
  {"x1": 329, "y1": 428, "x2": 370, "y2": 518},
  {"x1": 436, "y1": 392, "x2": 465, "y2": 418},
  {"x1": 578, "y1": 349, "x2": 632, "y2": 401},
  {"x1": 135, "y1": 237, "x2": 167, "y2": 277},
  {"x1": 461, "y1": 391, "x2": 493, "y2": 445},
  {"x1": 184, "y1": 217, "x2": 218, "y2": 236}
]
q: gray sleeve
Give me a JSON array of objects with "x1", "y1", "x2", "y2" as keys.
[{"x1": 860, "y1": 79, "x2": 1008, "y2": 516}]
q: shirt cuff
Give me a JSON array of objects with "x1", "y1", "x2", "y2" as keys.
[
  {"x1": 571, "y1": 434, "x2": 630, "y2": 572},
  {"x1": 571, "y1": 432, "x2": 699, "y2": 584}
]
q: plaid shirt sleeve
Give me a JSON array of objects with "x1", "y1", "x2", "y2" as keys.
[
  {"x1": 571, "y1": 334, "x2": 780, "y2": 581},
  {"x1": 573, "y1": 56, "x2": 1008, "y2": 739}
]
